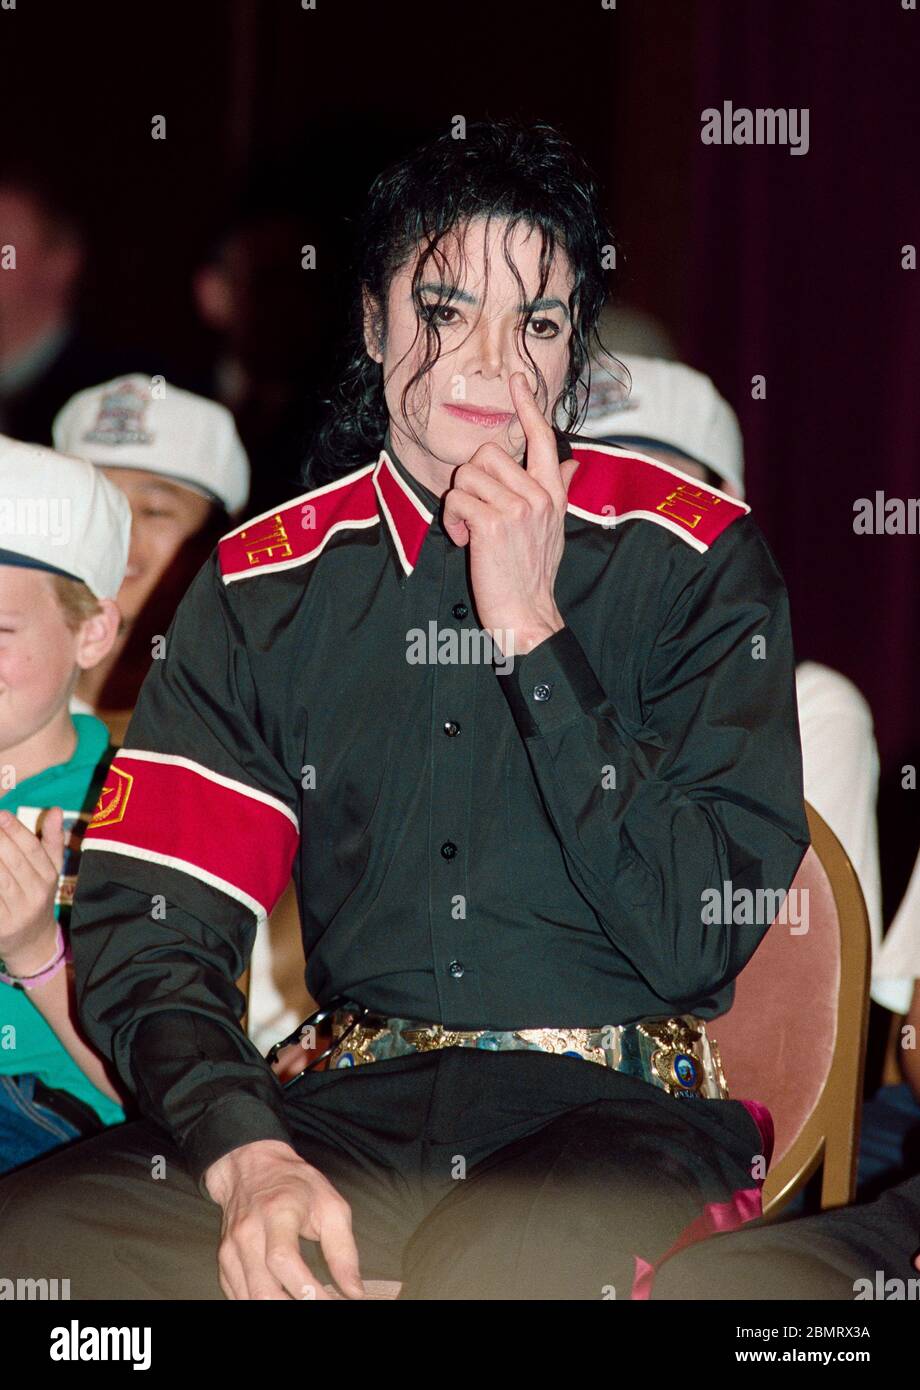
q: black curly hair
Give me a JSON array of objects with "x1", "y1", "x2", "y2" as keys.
[{"x1": 302, "y1": 118, "x2": 617, "y2": 486}]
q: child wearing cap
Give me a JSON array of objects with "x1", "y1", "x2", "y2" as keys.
[
  {"x1": 52, "y1": 375, "x2": 250, "y2": 738},
  {"x1": 53, "y1": 375, "x2": 312, "y2": 1069},
  {"x1": 0, "y1": 436, "x2": 131, "y2": 1174}
]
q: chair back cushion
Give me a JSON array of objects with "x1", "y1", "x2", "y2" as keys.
[{"x1": 710, "y1": 847, "x2": 840, "y2": 1167}]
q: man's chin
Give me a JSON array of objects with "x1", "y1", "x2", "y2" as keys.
[{"x1": 433, "y1": 423, "x2": 524, "y2": 467}]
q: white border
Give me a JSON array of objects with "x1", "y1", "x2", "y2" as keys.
[
  {"x1": 81, "y1": 838, "x2": 268, "y2": 923},
  {"x1": 220, "y1": 462, "x2": 380, "y2": 585},
  {"x1": 566, "y1": 439, "x2": 749, "y2": 553},
  {"x1": 568, "y1": 438, "x2": 751, "y2": 510},
  {"x1": 115, "y1": 748, "x2": 299, "y2": 830}
]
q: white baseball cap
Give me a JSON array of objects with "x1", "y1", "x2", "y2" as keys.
[
  {"x1": 583, "y1": 354, "x2": 746, "y2": 498},
  {"x1": 0, "y1": 435, "x2": 131, "y2": 599},
  {"x1": 53, "y1": 375, "x2": 250, "y2": 515}
]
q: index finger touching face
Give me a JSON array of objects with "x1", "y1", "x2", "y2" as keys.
[{"x1": 509, "y1": 372, "x2": 563, "y2": 489}]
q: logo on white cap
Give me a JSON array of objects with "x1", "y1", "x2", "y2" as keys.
[{"x1": 83, "y1": 381, "x2": 155, "y2": 448}]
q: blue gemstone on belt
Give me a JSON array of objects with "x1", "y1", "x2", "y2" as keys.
[
  {"x1": 476, "y1": 1037, "x2": 501, "y2": 1050},
  {"x1": 563, "y1": 1049, "x2": 581, "y2": 1058},
  {"x1": 674, "y1": 1053, "x2": 698, "y2": 1087},
  {"x1": 336, "y1": 1053, "x2": 355, "y2": 1068}
]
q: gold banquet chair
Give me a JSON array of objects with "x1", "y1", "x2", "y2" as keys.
[{"x1": 710, "y1": 801, "x2": 872, "y2": 1218}]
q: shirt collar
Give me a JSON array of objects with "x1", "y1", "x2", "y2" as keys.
[
  {"x1": 371, "y1": 426, "x2": 575, "y2": 581},
  {"x1": 371, "y1": 434, "x2": 438, "y2": 580}
]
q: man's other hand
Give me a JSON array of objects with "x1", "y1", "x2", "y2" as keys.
[{"x1": 204, "y1": 1140, "x2": 366, "y2": 1300}]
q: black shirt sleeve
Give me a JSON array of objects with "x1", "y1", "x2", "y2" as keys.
[
  {"x1": 69, "y1": 551, "x2": 301, "y2": 1196},
  {"x1": 497, "y1": 516, "x2": 811, "y2": 1010}
]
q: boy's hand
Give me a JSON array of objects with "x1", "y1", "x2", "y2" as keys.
[
  {"x1": 0, "y1": 807, "x2": 65, "y2": 975},
  {"x1": 442, "y1": 372, "x2": 578, "y2": 657}
]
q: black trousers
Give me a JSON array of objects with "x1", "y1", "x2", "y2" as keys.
[
  {"x1": 0, "y1": 1048, "x2": 766, "y2": 1300},
  {"x1": 650, "y1": 1172, "x2": 920, "y2": 1301}
]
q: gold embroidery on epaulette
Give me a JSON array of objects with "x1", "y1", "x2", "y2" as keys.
[
  {"x1": 240, "y1": 513, "x2": 293, "y2": 565},
  {"x1": 656, "y1": 482, "x2": 722, "y2": 531}
]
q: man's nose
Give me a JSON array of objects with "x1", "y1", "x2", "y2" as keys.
[{"x1": 463, "y1": 313, "x2": 509, "y2": 379}]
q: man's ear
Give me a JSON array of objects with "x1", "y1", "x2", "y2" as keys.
[{"x1": 362, "y1": 286, "x2": 384, "y2": 363}]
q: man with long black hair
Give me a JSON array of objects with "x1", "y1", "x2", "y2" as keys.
[{"x1": 0, "y1": 120, "x2": 810, "y2": 1300}]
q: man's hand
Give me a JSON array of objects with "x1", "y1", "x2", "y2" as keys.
[
  {"x1": 442, "y1": 372, "x2": 578, "y2": 656},
  {"x1": 204, "y1": 1140, "x2": 366, "y2": 1300},
  {"x1": 0, "y1": 807, "x2": 65, "y2": 976}
]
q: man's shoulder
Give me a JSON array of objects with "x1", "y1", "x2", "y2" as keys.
[
  {"x1": 217, "y1": 463, "x2": 380, "y2": 585},
  {"x1": 566, "y1": 437, "x2": 750, "y2": 556}
]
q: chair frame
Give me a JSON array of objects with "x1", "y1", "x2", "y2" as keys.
[{"x1": 760, "y1": 801, "x2": 871, "y2": 1218}]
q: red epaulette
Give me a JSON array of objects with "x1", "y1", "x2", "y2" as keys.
[
  {"x1": 218, "y1": 465, "x2": 379, "y2": 584},
  {"x1": 567, "y1": 442, "x2": 749, "y2": 553}
]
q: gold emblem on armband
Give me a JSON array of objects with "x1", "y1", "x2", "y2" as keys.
[{"x1": 90, "y1": 765, "x2": 134, "y2": 828}]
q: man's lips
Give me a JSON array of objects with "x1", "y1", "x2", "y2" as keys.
[{"x1": 442, "y1": 403, "x2": 515, "y2": 428}]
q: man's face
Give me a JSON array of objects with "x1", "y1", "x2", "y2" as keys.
[
  {"x1": 0, "y1": 567, "x2": 82, "y2": 752},
  {"x1": 368, "y1": 217, "x2": 575, "y2": 493},
  {"x1": 98, "y1": 468, "x2": 212, "y2": 622}
]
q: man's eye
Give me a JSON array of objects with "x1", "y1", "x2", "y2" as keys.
[
  {"x1": 526, "y1": 317, "x2": 561, "y2": 339},
  {"x1": 419, "y1": 302, "x2": 460, "y2": 326}
]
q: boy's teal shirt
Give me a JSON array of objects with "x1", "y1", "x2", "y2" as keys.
[{"x1": 0, "y1": 712, "x2": 126, "y2": 1127}]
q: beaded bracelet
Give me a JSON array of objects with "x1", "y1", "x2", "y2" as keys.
[{"x1": 0, "y1": 924, "x2": 72, "y2": 991}]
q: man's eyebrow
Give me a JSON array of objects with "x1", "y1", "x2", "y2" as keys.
[
  {"x1": 417, "y1": 282, "x2": 477, "y2": 304},
  {"x1": 525, "y1": 296, "x2": 570, "y2": 319},
  {"x1": 417, "y1": 283, "x2": 570, "y2": 318}
]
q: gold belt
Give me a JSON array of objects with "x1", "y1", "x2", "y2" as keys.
[{"x1": 324, "y1": 1010, "x2": 730, "y2": 1101}]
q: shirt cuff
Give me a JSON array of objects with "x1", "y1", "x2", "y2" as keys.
[
  {"x1": 184, "y1": 1093, "x2": 297, "y2": 1200},
  {"x1": 496, "y1": 625, "x2": 606, "y2": 738}
]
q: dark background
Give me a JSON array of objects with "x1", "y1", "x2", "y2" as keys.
[{"x1": 2, "y1": 0, "x2": 918, "y2": 920}]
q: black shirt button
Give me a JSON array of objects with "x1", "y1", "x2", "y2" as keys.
[
  {"x1": 452, "y1": 602, "x2": 469, "y2": 620},
  {"x1": 443, "y1": 720, "x2": 461, "y2": 737},
  {"x1": 448, "y1": 960, "x2": 465, "y2": 979},
  {"x1": 532, "y1": 682, "x2": 553, "y2": 702},
  {"x1": 440, "y1": 841, "x2": 458, "y2": 860}
]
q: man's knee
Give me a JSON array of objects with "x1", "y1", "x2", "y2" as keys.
[{"x1": 0, "y1": 1120, "x2": 223, "y2": 1298}]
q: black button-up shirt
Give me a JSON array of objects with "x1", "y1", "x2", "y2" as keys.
[{"x1": 71, "y1": 428, "x2": 809, "y2": 1188}]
